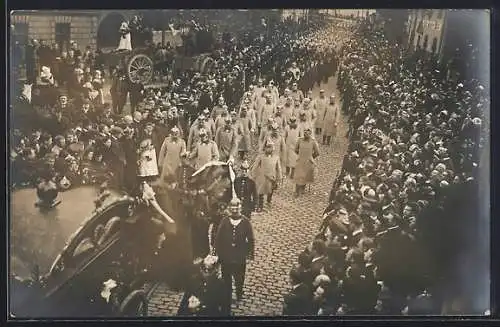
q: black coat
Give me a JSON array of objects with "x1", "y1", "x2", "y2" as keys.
[
  {"x1": 233, "y1": 176, "x2": 257, "y2": 216},
  {"x1": 215, "y1": 216, "x2": 254, "y2": 264},
  {"x1": 177, "y1": 272, "x2": 225, "y2": 316},
  {"x1": 283, "y1": 283, "x2": 313, "y2": 315}
]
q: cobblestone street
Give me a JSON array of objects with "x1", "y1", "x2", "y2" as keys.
[{"x1": 146, "y1": 74, "x2": 349, "y2": 316}]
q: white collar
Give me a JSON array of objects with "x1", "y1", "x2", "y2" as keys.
[{"x1": 230, "y1": 218, "x2": 242, "y2": 226}]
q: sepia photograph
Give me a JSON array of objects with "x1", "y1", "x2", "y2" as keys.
[{"x1": 8, "y1": 8, "x2": 490, "y2": 318}]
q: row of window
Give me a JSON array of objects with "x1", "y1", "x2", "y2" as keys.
[
  {"x1": 416, "y1": 33, "x2": 439, "y2": 54},
  {"x1": 12, "y1": 22, "x2": 72, "y2": 49}
]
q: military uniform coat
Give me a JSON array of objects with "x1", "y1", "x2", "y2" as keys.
[
  {"x1": 314, "y1": 97, "x2": 329, "y2": 129},
  {"x1": 236, "y1": 117, "x2": 253, "y2": 152},
  {"x1": 322, "y1": 103, "x2": 340, "y2": 137},
  {"x1": 258, "y1": 103, "x2": 275, "y2": 126},
  {"x1": 158, "y1": 136, "x2": 186, "y2": 182},
  {"x1": 215, "y1": 126, "x2": 237, "y2": 161},
  {"x1": 284, "y1": 125, "x2": 301, "y2": 168},
  {"x1": 188, "y1": 124, "x2": 213, "y2": 151},
  {"x1": 250, "y1": 153, "x2": 282, "y2": 195},
  {"x1": 234, "y1": 176, "x2": 257, "y2": 217},
  {"x1": 191, "y1": 141, "x2": 219, "y2": 169},
  {"x1": 294, "y1": 137, "x2": 320, "y2": 185}
]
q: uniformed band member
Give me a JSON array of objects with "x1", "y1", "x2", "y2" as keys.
[
  {"x1": 233, "y1": 160, "x2": 257, "y2": 218},
  {"x1": 215, "y1": 198, "x2": 255, "y2": 313}
]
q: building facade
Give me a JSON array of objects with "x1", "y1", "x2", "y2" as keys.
[
  {"x1": 10, "y1": 10, "x2": 138, "y2": 50},
  {"x1": 406, "y1": 9, "x2": 447, "y2": 56}
]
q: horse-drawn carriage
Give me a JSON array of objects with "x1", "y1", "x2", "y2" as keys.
[
  {"x1": 105, "y1": 46, "x2": 217, "y2": 88},
  {"x1": 9, "y1": 161, "x2": 234, "y2": 318}
]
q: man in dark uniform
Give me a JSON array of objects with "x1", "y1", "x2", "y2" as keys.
[
  {"x1": 215, "y1": 198, "x2": 255, "y2": 313},
  {"x1": 233, "y1": 160, "x2": 257, "y2": 218}
]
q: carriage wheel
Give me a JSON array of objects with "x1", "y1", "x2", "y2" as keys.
[{"x1": 127, "y1": 54, "x2": 154, "y2": 84}]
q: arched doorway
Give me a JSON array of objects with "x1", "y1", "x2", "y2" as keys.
[{"x1": 97, "y1": 12, "x2": 126, "y2": 50}]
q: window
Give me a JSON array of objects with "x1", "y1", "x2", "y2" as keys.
[
  {"x1": 431, "y1": 37, "x2": 438, "y2": 53},
  {"x1": 55, "y1": 22, "x2": 71, "y2": 52},
  {"x1": 13, "y1": 23, "x2": 29, "y2": 45},
  {"x1": 423, "y1": 34, "x2": 429, "y2": 50}
]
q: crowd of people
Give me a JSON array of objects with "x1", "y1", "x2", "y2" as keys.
[{"x1": 283, "y1": 19, "x2": 487, "y2": 316}]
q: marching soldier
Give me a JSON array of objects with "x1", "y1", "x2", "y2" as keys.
[
  {"x1": 322, "y1": 95, "x2": 340, "y2": 146},
  {"x1": 294, "y1": 127, "x2": 320, "y2": 197},
  {"x1": 284, "y1": 116, "x2": 301, "y2": 179},
  {"x1": 234, "y1": 161, "x2": 258, "y2": 218},
  {"x1": 273, "y1": 105, "x2": 287, "y2": 131},
  {"x1": 236, "y1": 107, "x2": 254, "y2": 160},
  {"x1": 215, "y1": 116, "x2": 238, "y2": 162},
  {"x1": 259, "y1": 116, "x2": 276, "y2": 149},
  {"x1": 215, "y1": 197, "x2": 255, "y2": 312},
  {"x1": 302, "y1": 98, "x2": 317, "y2": 127},
  {"x1": 158, "y1": 126, "x2": 186, "y2": 183},
  {"x1": 314, "y1": 89, "x2": 328, "y2": 136},
  {"x1": 290, "y1": 82, "x2": 304, "y2": 103},
  {"x1": 250, "y1": 141, "x2": 283, "y2": 212},
  {"x1": 282, "y1": 96, "x2": 296, "y2": 124},
  {"x1": 215, "y1": 107, "x2": 229, "y2": 132},
  {"x1": 257, "y1": 94, "x2": 276, "y2": 134},
  {"x1": 188, "y1": 114, "x2": 213, "y2": 151},
  {"x1": 189, "y1": 129, "x2": 219, "y2": 169},
  {"x1": 261, "y1": 122, "x2": 286, "y2": 170}
]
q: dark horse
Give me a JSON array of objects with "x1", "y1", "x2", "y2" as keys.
[{"x1": 151, "y1": 162, "x2": 233, "y2": 290}]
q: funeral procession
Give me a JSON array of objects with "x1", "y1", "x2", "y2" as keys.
[{"x1": 8, "y1": 9, "x2": 489, "y2": 317}]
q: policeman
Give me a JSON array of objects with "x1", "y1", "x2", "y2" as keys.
[
  {"x1": 215, "y1": 197, "x2": 255, "y2": 312},
  {"x1": 233, "y1": 161, "x2": 258, "y2": 218}
]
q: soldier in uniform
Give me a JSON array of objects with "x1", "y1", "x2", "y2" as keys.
[
  {"x1": 261, "y1": 122, "x2": 286, "y2": 170},
  {"x1": 215, "y1": 116, "x2": 238, "y2": 162},
  {"x1": 189, "y1": 129, "x2": 219, "y2": 169},
  {"x1": 158, "y1": 126, "x2": 186, "y2": 183},
  {"x1": 314, "y1": 89, "x2": 328, "y2": 136},
  {"x1": 236, "y1": 107, "x2": 254, "y2": 160},
  {"x1": 233, "y1": 161, "x2": 257, "y2": 218},
  {"x1": 294, "y1": 127, "x2": 320, "y2": 197},
  {"x1": 284, "y1": 116, "x2": 301, "y2": 179},
  {"x1": 250, "y1": 141, "x2": 282, "y2": 212},
  {"x1": 215, "y1": 198, "x2": 255, "y2": 313},
  {"x1": 282, "y1": 96, "x2": 296, "y2": 124},
  {"x1": 188, "y1": 114, "x2": 213, "y2": 151},
  {"x1": 257, "y1": 94, "x2": 276, "y2": 134},
  {"x1": 322, "y1": 95, "x2": 340, "y2": 146},
  {"x1": 290, "y1": 82, "x2": 304, "y2": 103}
]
